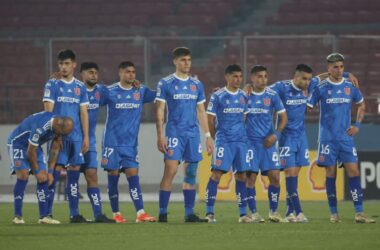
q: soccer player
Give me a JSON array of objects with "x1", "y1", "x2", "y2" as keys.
[
  {"x1": 204, "y1": 64, "x2": 251, "y2": 223},
  {"x1": 7, "y1": 111, "x2": 73, "y2": 224},
  {"x1": 43, "y1": 49, "x2": 90, "y2": 223},
  {"x1": 78, "y1": 62, "x2": 114, "y2": 223},
  {"x1": 245, "y1": 65, "x2": 288, "y2": 223},
  {"x1": 307, "y1": 53, "x2": 375, "y2": 223},
  {"x1": 101, "y1": 61, "x2": 156, "y2": 223},
  {"x1": 156, "y1": 47, "x2": 214, "y2": 223},
  {"x1": 269, "y1": 64, "x2": 313, "y2": 223}
]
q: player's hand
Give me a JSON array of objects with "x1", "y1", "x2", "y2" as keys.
[
  {"x1": 243, "y1": 84, "x2": 253, "y2": 95},
  {"x1": 157, "y1": 136, "x2": 167, "y2": 154},
  {"x1": 264, "y1": 134, "x2": 277, "y2": 148},
  {"x1": 347, "y1": 126, "x2": 359, "y2": 136},
  {"x1": 82, "y1": 136, "x2": 89, "y2": 154},
  {"x1": 205, "y1": 137, "x2": 214, "y2": 155},
  {"x1": 212, "y1": 87, "x2": 220, "y2": 92},
  {"x1": 132, "y1": 79, "x2": 141, "y2": 89},
  {"x1": 349, "y1": 73, "x2": 360, "y2": 88},
  {"x1": 47, "y1": 173, "x2": 54, "y2": 186},
  {"x1": 50, "y1": 71, "x2": 62, "y2": 80}
]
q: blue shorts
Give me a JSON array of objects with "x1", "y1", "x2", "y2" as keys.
[
  {"x1": 55, "y1": 140, "x2": 84, "y2": 167},
  {"x1": 7, "y1": 144, "x2": 47, "y2": 174},
  {"x1": 317, "y1": 140, "x2": 358, "y2": 167},
  {"x1": 247, "y1": 140, "x2": 281, "y2": 175},
  {"x1": 164, "y1": 135, "x2": 202, "y2": 163},
  {"x1": 211, "y1": 140, "x2": 250, "y2": 173},
  {"x1": 101, "y1": 146, "x2": 139, "y2": 171},
  {"x1": 279, "y1": 134, "x2": 310, "y2": 169},
  {"x1": 81, "y1": 150, "x2": 98, "y2": 172}
]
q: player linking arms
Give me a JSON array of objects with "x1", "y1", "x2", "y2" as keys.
[
  {"x1": 101, "y1": 61, "x2": 156, "y2": 223},
  {"x1": 307, "y1": 53, "x2": 375, "y2": 223},
  {"x1": 204, "y1": 65, "x2": 252, "y2": 223},
  {"x1": 156, "y1": 47, "x2": 214, "y2": 223},
  {"x1": 8, "y1": 112, "x2": 73, "y2": 224}
]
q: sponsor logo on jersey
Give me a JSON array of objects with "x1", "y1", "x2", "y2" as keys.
[
  {"x1": 88, "y1": 103, "x2": 99, "y2": 110},
  {"x1": 57, "y1": 96, "x2": 80, "y2": 104},
  {"x1": 344, "y1": 87, "x2": 351, "y2": 95},
  {"x1": 248, "y1": 108, "x2": 270, "y2": 114},
  {"x1": 74, "y1": 87, "x2": 81, "y2": 96},
  {"x1": 115, "y1": 103, "x2": 140, "y2": 109},
  {"x1": 326, "y1": 98, "x2": 351, "y2": 104},
  {"x1": 286, "y1": 99, "x2": 307, "y2": 105},
  {"x1": 134, "y1": 92, "x2": 140, "y2": 101},
  {"x1": 223, "y1": 108, "x2": 244, "y2": 114},
  {"x1": 173, "y1": 94, "x2": 197, "y2": 100},
  {"x1": 263, "y1": 98, "x2": 271, "y2": 106}
]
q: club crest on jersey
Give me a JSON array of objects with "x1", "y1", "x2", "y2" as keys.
[
  {"x1": 15, "y1": 160, "x2": 22, "y2": 167},
  {"x1": 134, "y1": 92, "x2": 140, "y2": 101},
  {"x1": 101, "y1": 158, "x2": 108, "y2": 165},
  {"x1": 281, "y1": 159, "x2": 286, "y2": 166},
  {"x1": 319, "y1": 155, "x2": 325, "y2": 163},
  {"x1": 215, "y1": 159, "x2": 222, "y2": 167},
  {"x1": 240, "y1": 96, "x2": 245, "y2": 104},
  {"x1": 74, "y1": 87, "x2": 81, "y2": 96},
  {"x1": 95, "y1": 91, "x2": 100, "y2": 101},
  {"x1": 263, "y1": 98, "x2": 271, "y2": 106},
  {"x1": 167, "y1": 149, "x2": 174, "y2": 156},
  {"x1": 344, "y1": 87, "x2": 351, "y2": 95},
  {"x1": 190, "y1": 84, "x2": 197, "y2": 92}
]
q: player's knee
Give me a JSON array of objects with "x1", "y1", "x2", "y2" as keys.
[
  {"x1": 234, "y1": 172, "x2": 246, "y2": 182},
  {"x1": 211, "y1": 170, "x2": 223, "y2": 182},
  {"x1": 183, "y1": 162, "x2": 198, "y2": 185},
  {"x1": 16, "y1": 170, "x2": 29, "y2": 181},
  {"x1": 85, "y1": 170, "x2": 98, "y2": 186}
]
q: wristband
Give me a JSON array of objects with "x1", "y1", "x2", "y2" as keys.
[
  {"x1": 205, "y1": 132, "x2": 211, "y2": 138},
  {"x1": 48, "y1": 168, "x2": 54, "y2": 174},
  {"x1": 33, "y1": 168, "x2": 41, "y2": 175},
  {"x1": 343, "y1": 72, "x2": 350, "y2": 78},
  {"x1": 274, "y1": 130, "x2": 281, "y2": 140},
  {"x1": 353, "y1": 122, "x2": 361, "y2": 129}
]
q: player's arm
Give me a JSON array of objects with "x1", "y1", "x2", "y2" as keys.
[
  {"x1": 43, "y1": 80, "x2": 56, "y2": 112},
  {"x1": 44, "y1": 102, "x2": 54, "y2": 112},
  {"x1": 347, "y1": 92, "x2": 366, "y2": 136},
  {"x1": 27, "y1": 143, "x2": 39, "y2": 174},
  {"x1": 207, "y1": 114, "x2": 216, "y2": 140},
  {"x1": 264, "y1": 111, "x2": 288, "y2": 148},
  {"x1": 143, "y1": 87, "x2": 157, "y2": 104},
  {"x1": 317, "y1": 71, "x2": 359, "y2": 87},
  {"x1": 155, "y1": 100, "x2": 167, "y2": 154},
  {"x1": 80, "y1": 104, "x2": 89, "y2": 153},
  {"x1": 197, "y1": 103, "x2": 214, "y2": 155},
  {"x1": 47, "y1": 136, "x2": 62, "y2": 186}
]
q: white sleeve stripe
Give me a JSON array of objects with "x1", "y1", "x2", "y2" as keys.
[
  {"x1": 155, "y1": 97, "x2": 166, "y2": 103},
  {"x1": 307, "y1": 103, "x2": 314, "y2": 108},
  {"x1": 206, "y1": 111, "x2": 216, "y2": 116},
  {"x1": 276, "y1": 109, "x2": 286, "y2": 114},
  {"x1": 356, "y1": 98, "x2": 364, "y2": 104},
  {"x1": 28, "y1": 140, "x2": 39, "y2": 146},
  {"x1": 197, "y1": 99, "x2": 206, "y2": 104},
  {"x1": 80, "y1": 102, "x2": 90, "y2": 106},
  {"x1": 244, "y1": 111, "x2": 250, "y2": 114},
  {"x1": 43, "y1": 98, "x2": 54, "y2": 103}
]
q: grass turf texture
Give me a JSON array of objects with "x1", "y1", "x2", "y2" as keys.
[{"x1": 0, "y1": 201, "x2": 379, "y2": 250}]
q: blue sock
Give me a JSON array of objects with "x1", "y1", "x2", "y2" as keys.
[
  {"x1": 205, "y1": 178, "x2": 218, "y2": 215},
  {"x1": 268, "y1": 185, "x2": 280, "y2": 213},
  {"x1": 287, "y1": 176, "x2": 302, "y2": 215},
  {"x1": 47, "y1": 169, "x2": 60, "y2": 216},
  {"x1": 183, "y1": 189, "x2": 196, "y2": 217},
  {"x1": 87, "y1": 187, "x2": 102, "y2": 218},
  {"x1": 285, "y1": 177, "x2": 294, "y2": 216},
  {"x1": 66, "y1": 170, "x2": 80, "y2": 217},
  {"x1": 326, "y1": 177, "x2": 338, "y2": 214},
  {"x1": 235, "y1": 180, "x2": 247, "y2": 217},
  {"x1": 107, "y1": 175, "x2": 120, "y2": 213},
  {"x1": 159, "y1": 190, "x2": 171, "y2": 214},
  {"x1": 349, "y1": 176, "x2": 363, "y2": 213},
  {"x1": 246, "y1": 187, "x2": 257, "y2": 213},
  {"x1": 127, "y1": 175, "x2": 144, "y2": 212},
  {"x1": 14, "y1": 179, "x2": 28, "y2": 217},
  {"x1": 36, "y1": 181, "x2": 49, "y2": 218}
]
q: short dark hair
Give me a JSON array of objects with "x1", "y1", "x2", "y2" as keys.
[
  {"x1": 225, "y1": 64, "x2": 242, "y2": 75},
  {"x1": 295, "y1": 64, "x2": 312, "y2": 74},
  {"x1": 57, "y1": 49, "x2": 76, "y2": 61},
  {"x1": 172, "y1": 47, "x2": 191, "y2": 59},
  {"x1": 118, "y1": 61, "x2": 135, "y2": 69},
  {"x1": 250, "y1": 65, "x2": 267, "y2": 74},
  {"x1": 326, "y1": 53, "x2": 344, "y2": 63},
  {"x1": 80, "y1": 62, "x2": 99, "y2": 72}
]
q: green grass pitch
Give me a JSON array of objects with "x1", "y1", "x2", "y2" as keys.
[{"x1": 0, "y1": 201, "x2": 379, "y2": 250}]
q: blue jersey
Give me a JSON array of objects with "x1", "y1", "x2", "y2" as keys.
[
  {"x1": 102, "y1": 82, "x2": 156, "y2": 147},
  {"x1": 270, "y1": 80, "x2": 309, "y2": 137},
  {"x1": 307, "y1": 78, "x2": 364, "y2": 141},
  {"x1": 7, "y1": 111, "x2": 55, "y2": 147},
  {"x1": 155, "y1": 74, "x2": 206, "y2": 138},
  {"x1": 86, "y1": 84, "x2": 107, "y2": 150},
  {"x1": 246, "y1": 88, "x2": 286, "y2": 141},
  {"x1": 206, "y1": 87, "x2": 248, "y2": 143},
  {"x1": 43, "y1": 78, "x2": 89, "y2": 141}
]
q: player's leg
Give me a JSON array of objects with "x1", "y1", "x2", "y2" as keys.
[
  {"x1": 13, "y1": 169, "x2": 28, "y2": 224},
  {"x1": 158, "y1": 135, "x2": 185, "y2": 222},
  {"x1": 182, "y1": 136, "x2": 206, "y2": 222},
  {"x1": 66, "y1": 141, "x2": 89, "y2": 223},
  {"x1": 340, "y1": 141, "x2": 375, "y2": 223}
]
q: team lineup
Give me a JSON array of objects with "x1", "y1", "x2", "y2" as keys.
[{"x1": 7, "y1": 47, "x2": 376, "y2": 224}]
